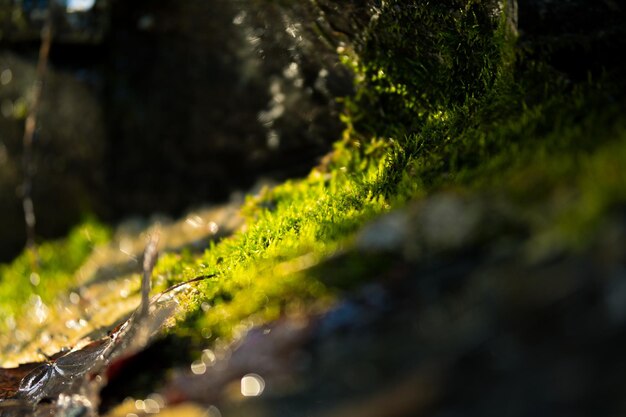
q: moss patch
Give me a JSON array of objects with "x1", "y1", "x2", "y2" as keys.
[
  {"x1": 0, "y1": 219, "x2": 110, "y2": 331},
  {"x1": 152, "y1": 0, "x2": 626, "y2": 342}
]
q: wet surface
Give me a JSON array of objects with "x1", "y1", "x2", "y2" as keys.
[
  {"x1": 0, "y1": 229, "x2": 217, "y2": 416},
  {"x1": 0, "y1": 199, "x2": 243, "y2": 368}
]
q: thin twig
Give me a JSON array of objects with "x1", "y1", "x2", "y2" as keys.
[
  {"x1": 159, "y1": 274, "x2": 217, "y2": 296},
  {"x1": 22, "y1": 8, "x2": 55, "y2": 268},
  {"x1": 140, "y1": 229, "x2": 161, "y2": 317}
]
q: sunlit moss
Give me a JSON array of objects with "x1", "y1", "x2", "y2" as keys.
[
  {"x1": 2, "y1": 1, "x2": 626, "y2": 375},
  {"x1": 156, "y1": 0, "x2": 626, "y2": 342},
  {"x1": 0, "y1": 219, "x2": 110, "y2": 331},
  {"x1": 150, "y1": 154, "x2": 398, "y2": 341}
]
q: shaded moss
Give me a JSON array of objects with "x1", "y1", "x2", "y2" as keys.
[{"x1": 342, "y1": 0, "x2": 510, "y2": 138}]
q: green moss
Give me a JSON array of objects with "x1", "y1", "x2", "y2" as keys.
[
  {"x1": 326, "y1": 0, "x2": 626, "y2": 246},
  {"x1": 3, "y1": 1, "x2": 626, "y2": 363},
  {"x1": 153, "y1": 158, "x2": 397, "y2": 341},
  {"x1": 0, "y1": 219, "x2": 110, "y2": 330},
  {"x1": 342, "y1": 0, "x2": 512, "y2": 138},
  {"x1": 153, "y1": 0, "x2": 626, "y2": 343}
]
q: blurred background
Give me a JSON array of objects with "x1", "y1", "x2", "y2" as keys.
[{"x1": 0, "y1": 0, "x2": 352, "y2": 261}]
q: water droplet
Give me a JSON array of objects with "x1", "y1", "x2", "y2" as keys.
[
  {"x1": 201, "y1": 349, "x2": 216, "y2": 366},
  {"x1": 204, "y1": 405, "x2": 222, "y2": 417},
  {"x1": 208, "y1": 221, "x2": 219, "y2": 234},
  {"x1": 191, "y1": 360, "x2": 206, "y2": 375},
  {"x1": 30, "y1": 295, "x2": 49, "y2": 323},
  {"x1": 233, "y1": 11, "x2": 246, "y2": 25},
  {"x1": 40, "y1": 332, "x2": 51, "y2": 344},
  {"x1": 134, "y1": 399, "x2": 145, "y2": 411},
  {"x1": 147, "y1": 393, "x2": 165, "y2": 408},
  {"x1": 185, "y1": 215, "x2": 204, "y2": 228},
  {"x1": 143, "y1": 398, "x2": 160, "y2": 413},
  {"x1": 69, "y1": 292, "x2": 80, "y2": 304},
  {"x1": 283, "y1": 62, "x2": 299, "y2": 79},
  {"x1": 30, "y1": 272, "x2": 40, "y2": 286},
  {"x1": 269, "y1": 80, "x2": 281, "y2": 96},
  {"x1": 241, "y1": 374, "x2": 265, "y2": 397}
]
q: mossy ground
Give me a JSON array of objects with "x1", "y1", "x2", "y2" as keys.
[
  {"x1": 0, "y1": 220, "x2": 109, "y2": 331},
  {"x1": 1, "y1": 1, "x2": 626, "y2": 369}
]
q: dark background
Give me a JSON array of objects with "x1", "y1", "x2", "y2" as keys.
[{"x1": 0, "y1": 0, "x2": 352, "y2": 261}]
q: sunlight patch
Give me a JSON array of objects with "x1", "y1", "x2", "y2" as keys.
[{"x1": 66, "y1": 0, "x2": 96, "y2": 13}]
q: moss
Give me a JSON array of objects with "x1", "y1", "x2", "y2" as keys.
[
  {"x1": 2, "y1": 1, "x2": 626, "y2": 369},
  {"x1": 329, "y1": 0, "x2": 626, "y2": 245},
  {"x1": 125, "y1": 8, "x2": 626, "y2": 349},
  {"x1": 0, "y1": 218, "x2": 110, "y2": 331},
  {"x1": 161, "y1": 62, "x2": 626, "y2": 343},
  {"x1": 152, "y1": 159, "x2": 396, "y2": 342},
  {"x1": 341, "y1": 0, "x2": 511, "y2": 138}
]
